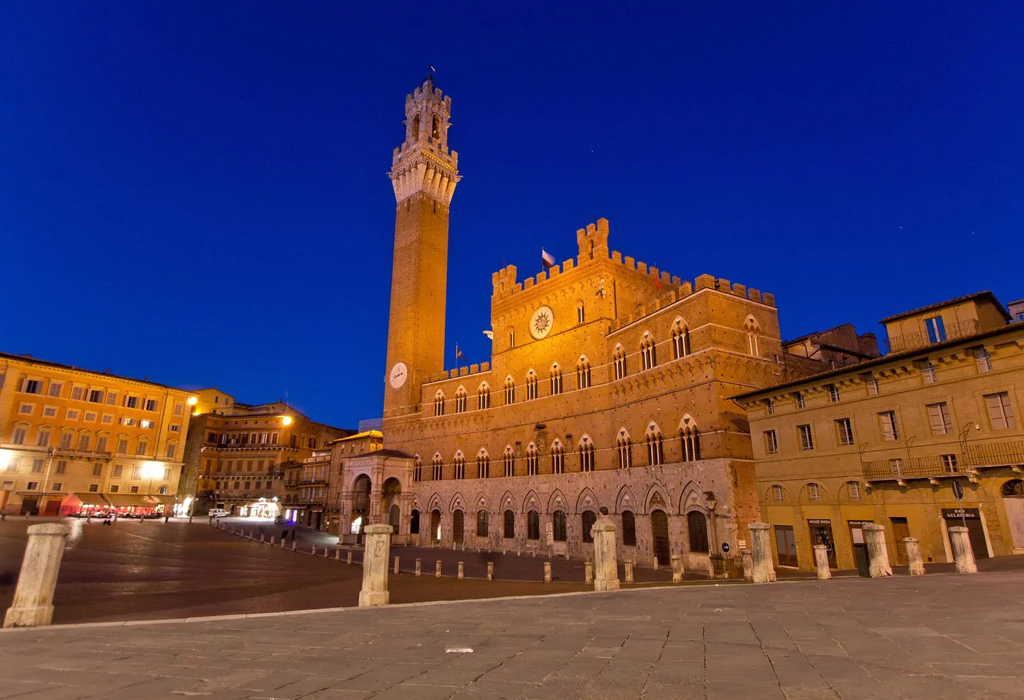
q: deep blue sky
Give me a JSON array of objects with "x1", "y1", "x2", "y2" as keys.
[{"x1": 2, "y1": 3, "x2": 1022, "y2": 428}]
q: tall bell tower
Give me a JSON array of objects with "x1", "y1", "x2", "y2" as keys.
[{"x1": 383, "y1": 78, "x2": 460, "y2": 420}]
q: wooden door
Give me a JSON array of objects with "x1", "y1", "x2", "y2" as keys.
[
  {"x1": 651, "y1": 510, "x2": 670, "y2": 565},
  {"x1": 774, "y1": 525, "x2": 797, "y2": 567},
  {"x1": 890, "y1": 517, "x2": 910, "y2": 564}
]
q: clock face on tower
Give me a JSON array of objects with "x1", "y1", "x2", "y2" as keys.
[
  {"x1": 389, "y1": 362, "x2": 408, "y2": 389},
  {"x1": 530, "y1": 305, "x2": 554, "y2": 340}
]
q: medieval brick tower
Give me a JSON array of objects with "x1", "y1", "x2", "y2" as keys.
[{"x1": 383, "y1": 78, "x2": 460, "y2": 420}]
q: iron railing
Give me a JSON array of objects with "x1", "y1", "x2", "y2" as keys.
[
  {"x1": 863, "y1": 454, "x2": 965, "y2": 481},
  {"x1": 966, "y1": 440, "x2": 1024, "y2": 468}
]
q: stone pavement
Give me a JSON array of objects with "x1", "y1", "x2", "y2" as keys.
[{"x1": 2, "y1": 571, "x2": 1024, "y2": 699}]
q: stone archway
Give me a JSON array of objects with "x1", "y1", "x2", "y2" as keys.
[
  {"x1": 382, "y1": 477, "x2": 402, "y2": 533},
  {"x1": 351, "y1": 474, "x2": 371, "y2": 542},
  {"x1": 651, "y1": 509, "x2": 671, "y2": 565},
  {"x1": 430, "y1": 509, "x2": 442, "y2": 544}
]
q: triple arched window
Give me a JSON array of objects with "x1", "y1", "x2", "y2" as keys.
[
  {"x1": 526, "y1": 371, "x2": 538, "y2": 400},
  {"x1": 551, "y1": 439, "x2": 565, "y2": 474},
  {"x1": 476, "y1": 449, "x2": 490, "y2": 479},
  {"x1": 454, "y1": 387, "x2": 467, "y2": 413},
  {"x1": 453, "y1": 452, "x2": 466, "y2": 480},
  {"x1": 680, "y1": 415, "x2": 701, "y2": 462},
  {"x1": 645, "y1": 423, "x2": 664, "y2": 466},
  {"x1": 477, "y1": 382, "x2": 490, "y2": 410},
  {"x1": 671, "y1": 318, "x2": 691, "y2": 359},
  {"x1": 502, "y1": 446, "x2": 515, "y2": 477},
  {"x1": 504, "y1": 376, "x2": 515, "y2": 405},
  {"x1": 616, "y1": 430, "x2": 632, "y2": 469},
  {"x1": 576, "y1": 356, "x2": 591, "y2": 389},
  {"x1": 433, "y1": 391, "x2": 445, "y2": 417},
  {"x1": 579, "y1": 436, "x2": 595, "y2": 472},
  {"x1": 526, "y1": 442, "x2": 539, "y2": 476},
  {"x1": 550, "y1": 364, "x2": 563, "y2": 395},
  {"x1": 613, "y1": 345, "x2": 627, "y2": 380},
  {"x1": 640, "y1": 332, "x2": 657, "y2": 371},
  {"x1": 431, "y1": 454, "x2": 443, "y2": 480}
]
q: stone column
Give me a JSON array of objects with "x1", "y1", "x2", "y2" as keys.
[
  {"x1": 487, "y1": 562, "x2": 494, "y2": 580},
  {"x1": 543, "y1": 561, "x2": 552, "y2": 583},
  {"x1": 904, "y1": 537, "x2": 925, "y2": 576},
  {"x1": 4, "y1": 523, "x2": 70, "y2": 628},
  {"x1": 863, "y1": 524, "x2": 892, "y2": 578},
  {"x1": 358, "y1": 524, "x2": 392, "y2": 608},
  {"x1": 393, "y1": 556, "x2": 400, "y2": 575},
  {"x1": 948, "y1": 526, "x2": 978, "y2": 574},
  {"x1": 457, "y1": 562, "x2": 464, "y2": 579},
  {"x1": 435, "y1": 560, "x2": 442, "y2": 577},
  {"x1": 591, "y1": 516, "x2": 620, "y2": 591},
  {"x1": 584, "y1": 561, "x2": 594, "y2": 585},
  {"x1": 415, "y1": 558, "x2": 422, "y2": 576},
  {"x1": 670, "y1": 554, "x2": 683, "y2": 583},
  {"x1": 813, "y1": 545, "x2": 831, "y2": 580},
  {"x1": 624, "y1": 561, "x2": 634, "y2": 584},
  {"x1": 747, "y1": 523, "x2": 776, "y2": 583},
  {"x1": 741, "y1": 550, "x2": 753, "y2": 581},
  {"x1": 347, "y1": 551, "x2": 353, "y2": 564}
]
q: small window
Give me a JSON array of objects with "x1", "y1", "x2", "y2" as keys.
[
  {"x1": 984, "y1": 392, "x2": 1015, "y2": 430},
  {"x1": 51, "y1": 482, "x2": 63, "y2": 491},
  {"x1": 834, "y1": 418, "x2": 854, "y2": 446},
  {"x1": 503, "y1": 510, "x2": 515, "y2": 539},
  {"x1": 808, "y1": 483, "x2": 821, "y2": 501},
  {"x1": 927, "y1": 402, "x2": 952, "y2": 435},
  {"x1": 764, "y1": 430, "x2": 778, "y2": 454},
  {"x1": 26, "y1": 481, "x2": 39, "y2": 491},
  {"x1": 581, "y1": 511, "x2": 597, "y2": 543},
  {"x1": 975, "y1": 348, "x2": 992, "y2": 373},
  {"x1": 921, "y1": 361, "x2": 937, "y2": 384},
  {"x1": 879, "y1": 411, "x2": 900, "y2": 441},
  {"x1": 109, "y1": 484, "x2": 119, "y2": 493},
  {"x1": 941, "y1": 454, "x2": 959, "y2": 474},
  {"x1": 765, "y1": 398, "x2": 774, "y2": 415},
  {"x1": 55, "y1": 460, "x2": 67, "y2": 475},
  {"x1": 794, "y1": 391, "x2": 805, "y2": 409},
  {"x1": 576, "y1": 303, "x2": 585, "y2": 325},
  {"x1": 847, "y1": 481, "x2": 862, "y2": 500},
  {"x1": 621, "y1": 511, "x2": 636, "y2": 546},
  {"x1": 144, "y1": 399, "x2": 158, "y2": 411},
  {"x1": 924, "y1": 315, "x2": 946, "y2": 343},
  {"x1": 527, "y1": 511, "x2": 540, "y2": 540},
  {"x1": 553, "y1": 510, "x2": 567, "y2": 542},
  {"x1": 88, "y1": 389, "x2": 104, "y2": 403},
  {"x1": 865, "y1": 375, "x2": 879, "y2": 395},
  {"x1": 772, "y1": 485, "x2": 784, "y2": 502},
  {"x1": 22, "y1": 379, "x2": 43, "y2": 395},
  {"x1": 88, "y1": 484, "x2": 99, "y2": 492},
  {"x1": 797, "y1": 424, "x2": 814, "y2": 451},
  {"x1": 828, "y1": 385, "x2": 840, "y2": 403}
]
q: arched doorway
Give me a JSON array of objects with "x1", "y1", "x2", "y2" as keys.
[
  {"x1": 1002, "y1": 479, "x2": 1024, "y2": 549},
  {"x1": 351, "y1": 475, "x2": 371, "y2": 543},
  {"x1": 410, "y1": 509, "x2": 420, "y2": 535},
  {"x1": 452, "y1": 510, "x2": 465, "y2": 545},
  {"x1": 382, "y1": 477, "x2": 402, "y2": 533},
  {"x1": 388, "y1": 504, "x2": 400, "y2": 531},
  {"x1": 651, "y1": 509, "x2": 670, "y2": 565},
  {"x1": 430, "y1": 509, "x2": 441, "y2": 544}
]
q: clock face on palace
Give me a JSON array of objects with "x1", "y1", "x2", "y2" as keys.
[
  {"x1": 530, "y1": 305, "x2": 554, "y2": 340},
  {"x1": 389, "y1": 362, "x2": 408, "y2": 389}
]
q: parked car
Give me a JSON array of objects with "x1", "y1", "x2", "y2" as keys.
[{"x1": 208, "y1": 508, "x2": 229, "y2": 518}]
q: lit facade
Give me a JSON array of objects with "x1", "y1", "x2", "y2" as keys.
[
  {"x1": 735, "y1": 292, "x2": 1024, "y2": 572},
  {"x1": 0, "y1": 351, "x2": 193, "y2": 515}
]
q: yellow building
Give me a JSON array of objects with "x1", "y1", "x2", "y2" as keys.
[
  {"x1": 0, "y1": 351, "x2": 194, "y2": 516},
  {"x1": 336, "y1": 78, "x2": 832, "y2": 573},
  {"x1": 734, "y1": 292, "x2": 1024, "y2": 572},
  {"x1": 182, "y1": 388, "x2": 351, "y2": 517}
]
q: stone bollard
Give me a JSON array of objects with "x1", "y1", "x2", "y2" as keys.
[
  {"x1": 435, "y1": 560, "x2": 442, "y2": 578},
  {"x1": 543, "y1": 561, "x2": 552, "y2": 583},
  {"x1": 487, "y1": 562, "x2": 494, "y2": 580},
  {"x1": 652, "y1": 556, "x2": 659, "y2": 571},
  {"x1": 584, "y1": 561, "x2": 594, "y2": 585},
  {"x1": 292, "y1": 540, "x2": 297, "y2": 551},
  {"x1": 260, "y1": 533, "x2": 265, "y2": 543},
  {"x1": 904, "y1": 538, "x2": 925, "y2": 575},
  {"x1": 813, "y1": 545, "x2": 831, "y2": 580},
  {"x1": 358, "y1": 524, "x2": 393, "y2": 607},
  {"x1": 624, "y1": 561, "x2": 634, "y2": 584},
  {"x1": 863, "y1": 524, "x2": 892, "y2": 578},
  {"x1": 280, "y1": 538, "x2": 286, "y2": 549},
  {"x1": 591, "y1": 516, "x2": 620, "y2": 591},
  {"x1": 323, "y1": 547, "x2": 329, "y2": 558},
  {"x1": 415, "y1": 558, "x2": 422, "y2": 576},
  {"x1": 748, "y1": 523, "x2": 777, "y2": 583},
  {"x1": 347, "y1": 551, "x2": 353, "y2": 564},
  {"x1": 311, "y1": 545, "x2": 317, "y2": 555},
  {"x1": 457, "y1": 561, "x2": 464, "y2": 579},
  {"x1": 741, "y1": 550, "x2": 753, "y2": 581},
  {"x1": 670, "y1": 554, "x2": 683, "y2": 584},
  {"x1": 4, "y1": 523, "x2": 70, "y2": 628},
  {"x1": 335, "y1": 549, "x2": 341, "y2": 560},
  {"x1": 270, "y1": 536, "x2": 276, "y2": 546},
  {"x1": 394, "y1": 556, "x2": 400, "y2": 575},
  {"x1": 948, "y1": 526, "x2": 978, "y2": 574}
]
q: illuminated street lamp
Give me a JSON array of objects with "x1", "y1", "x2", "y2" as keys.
[{"x1": 280, "y1": 415, "x2": 293, "y2": 426}]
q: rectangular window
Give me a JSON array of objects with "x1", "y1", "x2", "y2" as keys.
[
  {"x1": 924, "y1": 316, "x2": 946, "y2": 343},
  {"x1": 84, "y1": 412, "x2": 97, "y2": 422},
  {"x1": 66, "y1": 409, "x2": 79, "y2": 420},
  {"x1": 101, "y1": 414, "x2": 113, "y2": 424},
  {"x1": 173, "y1": 403, "x2": 183, "y2": 416},
  {"x1": 124, "y1": 396, "x2": 139, "y2": 409},
  {"x1": 764, "y1": 430, "x2": 778, "y2": 455},
  {"x1": 43, "y1": 406, "x2": 57, "y2": 417},
  {"x1": 59, "y1": 433, "x2": 73, "y2": 449},
  {"x1": 78, "y1": 435, "x2": 90, "y2": 451},
  {"x1": 879, "y1": 411, "x2": 899, "y2": 441},
  {"x1": 921, "y1": 361, "x2": 936, "y2": 384},
  {"x1": 23, "y1": 379, "x2": 43, "y2": 395},
  {"x1": 110, "y1": 484, "x2": 119, "y2": 493},
  {"x1": 26, "y1": 481, "x2": 39, "y2": 491},
  {"x1": 866, "y1": 375, "x2": 879, "y2": 395},
  {"x1": 797, "y1": 424, "x2": 814, "y2": 451},
  {"x1": 144, "y1": 399, "x2": 158, "y2": 411},
  {"x1": 117, "y1": 439, "x2": 128, "y2": 454},
  {"x1": 48, "y1": 382, "x2": 63, "y2": 397},
  {"x1": 71, "y1": 386, "x2": 84, "y2": 401},
  {"x1": 113, "y1": 464, "x2": 123, "y2": 478},
  {"x1": 941, "y1": 454, "x2": 959, "y2": 474},
  {"x1": 131, "y1": 466, "x2": 141, "y2": 479},
  {"x1": 794, "y1": 391, "x2": 805, "y2": 409},
  {"x1": 51, "y1": 482, "x2": 62, "y2": 491},
  {"x1": 121, "y1": 417, "x2": 136, "y2": 427},
  {"x1": 18, "y1": 403, "x2": 34, "y2": 414},
  {"x1": 828, "y1": 385, "x2": 840, "y2": 403},
  {"x1": 165, "y1": 444, "x2": 176, "y2": 459},
  {"x1": 975, "y1": 348, "x2": 992, "y2": 373},
  {"x1": 765, "y1": 399, "x2": 774, "y2": 415},
  {"x1": 135, "y1": 442, "x2": 147, "y2": 456},
  {"x1": 36, "y1": 430, "x2": 51, "y2": 447},
  {"x1": 106, "y1": 392, "x2": 117, "y2": 405},
  {"x1": 835, "y1": 418, "x2": 854, "y2": 446},
  {"x1": 88, "y1": 484, "x2": 99, "y2": 492},
  {"x1": 140, "y1": 420, "x2": 154, "y2": 429},
  {"x1": 96, "y1": 436, "x2": 107, "y2": 453},
  {"x1": 985, "y1": 392, "x2": 1015, "y2": 430},
  {"x1": 55, "y1": 460, "x2": 67, "y2": 475},
  {"x1": 927, "y1": 402, "x2": 952, "y2": 436},
  {"x1": 163, "y1": 467, "x2": 172, "y2": 480},
  {"x1": 12, "y1": 427, "x2": 27, "y2": 445},
  {"x1": 92, "y1": 463, "x2": 102, "y2": 476},
  {"x1": 772, "y1": 485, "x2": 784, "y2": 502},
  {"x1": 130, "y1": 485, "x2": 139, "y2": 494},
  {"x1": 808, "y1": 483, "x2": 821, "y2": 501},
  {"x1": 88, "y1": 389, "x2": 104, "y2": 403},
  {"x1": 31, "y1": 459, "x2": 44, "y2": 473}
]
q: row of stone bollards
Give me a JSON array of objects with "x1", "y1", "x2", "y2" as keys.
[{"x1": 745, "y1": 521, "x2": 978, "y2": 583}]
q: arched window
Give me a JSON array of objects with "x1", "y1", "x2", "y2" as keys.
[
  {"x1": 410, "y1": 509, "x2": 420, "y2": 534},
  {"x1": 508, "y1": 329, "x2": 516, "y2": 348},
  {"x1": 616, "y1": 429, "x2": 632, "y2": 469},
  {"x1": 502, "y1": 446, "x2": 515, "y2": 477},
  {"x1": 477, "y1": 382, "x2": 490, "y2": 410},
  {"x1": 504, "y1": 376, "x2": 515, "y2": 404},
  {"x1": 744, "y1": 315, "x2": 761, "y2": 356},
  {"x1": 455, "y1": 386, "x2": 467, "y2": 413},
  {"x1": 613, "y1": 345, "x2": 627, "y2": 380},
  {"x1": 431, "y1": 114, "x2": 440, "y2": 139},
  {"x1": 687, "y1": 511, "x2": 709, "y2": 553},
  {"x1": 553, "y1": 510, "x2": 567, "y2": 541},
  {"x1": 671, "y1": 318, "x2": 691, "y2": 359},
  {"x1": 622, "y1": 511, "x2": 637, "y2": 546},
  {"x1": 527, "y1": 510, "x2": 540, "y2": 540},
  {"x1": 526, "y1": 443, "x2": 539, "y2": 476},
  {"x1": 1002, "y1": 479, "x2": 1024, "y2": 496},
  {"x1": 526, "y1": 370, "x2": 538, "y2": 400},
  {"x1": 549, "y1": 363, "x2": 563, "y2": 395},
  {"x1": 453, "y1": 452, "x2": 466, "y2": 480},
  {"x1": 578, "y1": 436, "x2": 595, "y2": 472},
  {"x1": 433, "y1": 391, "x2": 445, "y2": 417},
  {"x1": 576, "y1": 356, "x2": 592, "y2": 389},
  {"x1": 581, "y1": 511, "x2": 597, "y2": 543},
  {"x1": 640, "y1": 332, "x2": 657, "y2": 371},
  {"x1": 645, "y1": 423, "x2": 663, "y2": 466},
  {"x1": 413, "y1": 455, "x2": 422, "y2": 482},
  {"x1": 503, "y1": 509, "x2": 515, "y2": 539},
  {"x1": 476, "y1": 449, "x2": 490, "y2": 479},
  {"x1": 551, "y1": 439, "x2": 565, "y2": 474},
  {"x1": 477, "y1": 510, "x2": 489, "y2": 537},
  {"x1": 577, "y1": 302, "x2": 585, "y2": 325},
  {"x1": 679, "y1": 415, "x2": 701, "y2": 462},
  {"x1": 431, "y1": 453, "x2": 443, "y2": 480}
]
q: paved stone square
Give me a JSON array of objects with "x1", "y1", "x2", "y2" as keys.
[{"x1": 3, "y1": 570, "x2": 1024, "y2": 699}]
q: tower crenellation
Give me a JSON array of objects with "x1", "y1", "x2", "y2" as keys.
[{"x1": 389, "y1": 78, "x2": 460, "y2": 206}]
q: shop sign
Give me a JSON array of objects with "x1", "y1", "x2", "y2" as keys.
[
  {"x1": 942, "y1": 508, "x2": 979, "y2": 519},
  {"x1": 807, "y1": 518, "x2": 831, "y2": 525}
]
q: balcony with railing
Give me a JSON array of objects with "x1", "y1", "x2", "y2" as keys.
[
  {"x1": 887, "y1": 319, "x2": 979, "y2": 353},
  {"x1": 966, "y1": 440, "x2": 1024, "y2": 470},
  {"x1": 863, "y1": 455, "x2": 968, "y2": 484}
]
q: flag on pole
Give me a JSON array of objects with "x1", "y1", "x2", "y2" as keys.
[
  {"x1": 456, "y1": 344, "x2": 465, "y2": 360},
  {"x1": 541, "y1": 249, "x2": 556, "y2": 270}
]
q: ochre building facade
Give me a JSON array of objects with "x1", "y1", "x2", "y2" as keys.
[{"x1": 339, "y1": 79, "x2": 823, "y2": 573}]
